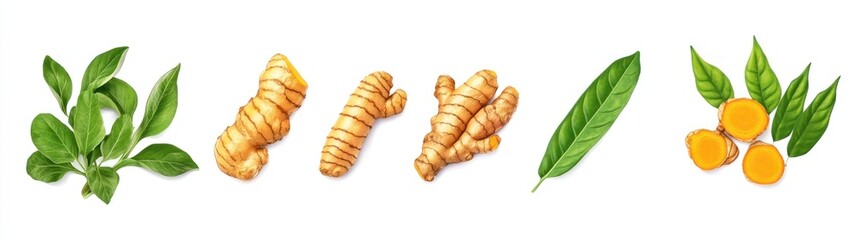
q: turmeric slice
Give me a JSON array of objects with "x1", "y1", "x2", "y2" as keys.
[
  {"x1": 214, "y1": 54, "x2": 308, "y2": 180},
  {"x1": 742, "y1": 141, "x2": 785, "y2": 185},
  {"x1": 718, "y1": 98, "x2": 769, "y2": 142},
  {"x1": 320, "y1": 71, "x2": 407, "y2": 177},
  {"x1": 685, "y1": 129, "x2": 738, "y2": 170},
  {"x1": 414, "y1": 70, "x2": 519, "y2": 181}
]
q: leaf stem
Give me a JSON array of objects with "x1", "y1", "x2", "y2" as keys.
[{"x1": 532, "y1": 177, "x2": 547, "y2": 193}]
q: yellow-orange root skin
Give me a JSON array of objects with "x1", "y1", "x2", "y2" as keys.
[
  {"x1": 742, "y1": 141, "x2": 785, "y2": 185},
  {"x1": 685, "y1": 129, "x2": 739, "y2": 170},
  {"x1": 718, "y1": 98, "x2": 769, "y2": 142}
]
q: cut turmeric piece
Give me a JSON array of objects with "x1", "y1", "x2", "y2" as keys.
[
  {"x1": 319, "y1": 71, "x2": 407, "y2": 177},
  {"x1": 214, "y1": 54, "x2": 308, "y2": 180},
  {"x1": 742, "y1": 141, "x2": 785, "y2": 185},
  {"x1": 718, "y1": 98, "x2": 769, "y2": 142},
  {"x1": 685, "y1": 129, "x2": 738, "y2": 170}
]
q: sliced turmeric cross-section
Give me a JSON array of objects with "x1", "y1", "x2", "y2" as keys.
[
  {"x1": 718, "y1": 98, "x2": 769, "y2": 142},
  {"x1": 742, "y1": 141, "x2": 785, "y2": 185},
  {"x1": 685, "y1": 129, "x2": 739, "y2": 170}
]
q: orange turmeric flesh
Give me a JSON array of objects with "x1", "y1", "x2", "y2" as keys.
[
  {"x1": 718, "y1": 98, "x2": 768, "y2": 142},
  {"x1": 685, "y1": 129, "x2": 738, "y2": 170},
  {"x1": 742, "y1": 141, "x2": 785, "y2": 185}
]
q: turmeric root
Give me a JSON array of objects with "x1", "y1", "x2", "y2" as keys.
[
  {"x1": 742, "y1": 141, "x2": 785, "y2": 184},
  {"x1": 718, "y1": 98, "x2": 769, "y2": 142},
  {"x1": 214, "y1": 54, "x2": 308, "y2": 180},
  {"x1": 414, "y1": 70, "x2": 519, "y2": 181},
  {"x1": 685, "y1": 129, "x2": 738, "y2": 170},
  {"x1": 320, "y1": 71, "x2": 407, "y2": 177}
]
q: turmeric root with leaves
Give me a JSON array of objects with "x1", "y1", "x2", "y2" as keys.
[
  {"x1": 742, "y1": 141, "x2": 785, "y2": 184},
  {"x1": 320, "y1": 71, "x2": 407, "y2": 177},
  {"x1": 685, "y1": 129, "x2": 738, "y2": 170},
  {"x1": 414, "y1": 70, "x2": 519, "y2": 181},
  {"x1": 214, "y1": 54, "x2": 307, "y2": 180},
  {"x1": 717, "y1": 98, "x2": 768, "y2": 142}
]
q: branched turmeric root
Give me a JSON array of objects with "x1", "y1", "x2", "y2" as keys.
[
  {"x1": 718, "y1": 98, "x2": 769, "y2": 142},
  {"x1": 214, "y1": 54, "x2": 308, "y2": 180},
  {"x1": 685, "y1": 129, "x2": 738, "y2": 170},
  {"x1": 742, "y1": 141, "x2": 785, "y2": 185},
  {"x1": 414, "y1": 70, "x2": 519, "y2": 181},
  {"x1": 320, "y1": 71, "x2": 407, "y2": 177}
]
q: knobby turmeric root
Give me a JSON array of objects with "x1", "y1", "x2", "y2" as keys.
[
  {"x1": 320, "y1": 72, "x2": 407, "y2": 177},
  {"x1": 414, "y1": 70, "x2": 519, "y2": 181},
  {"x1": 214, "y1": 54, "x2": 308, "y2": 180},
  {"x1": 742, "y1": 141, "x2": 785, "y2": 185},
  {"x1": 685, "y1": 129, "x2": 739, "y2": 170},
  {"x1": 718, "y1": 98, "x2": 769, "y2": 142}
]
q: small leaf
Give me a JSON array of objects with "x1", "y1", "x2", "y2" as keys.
[
  {"x1": 81, "y1": 183, "x2": 93, "y2": 199},
  {"x1": 72, "y1": 91, "x2": 106, "y2": 155},
  {"x1": 87, "y1": 143, "x2": 101, "y2": 166},
  {"x1": 81, "y1": 47, "x2": 128, "y2": 91},
  {"x1": 42, "y1": 56, "x2": 73, "y2": 114},
  {"x1": 745, "y1": 36, "x2": 782, "y2": 113},
  {"x1": 123, "y1": 144, "x2": 198, "y2": 176},
  {"x1": 691, "y1": 46, "x2": 734, "y2": 108},
  {"x1": 86, "y1": 166, "x2": 119, "y2": 204},
  {"x1": 788, "y1": 77, "x2": 840, "y2": 157},
  {"x1": 26, "y1": 151, "x2": 75, "y2": 183},
  {"x1": 136, "y1": 64, "x2": 180, "y2": 139},
  {"x1": 96, "y1": 92, "x2": 120, "y2": 113},
  {"x1": 533, "y1": 52, "x2": 641, "y2": 192},
  {"x1": 95, "y1": 78, "x2": 138, "y2": 115},
  {"x1": 772, "y1": 64, "x2": 810, "y2": 141},
  {"x1": 31, "y1": 113, "x2": 78, "y2": 163},
  {"x1": 101, "y1": 115, "x2": 133, "y2": 160},
  {"x1": 68, "y1": 106, "x2": 77, "y2": 126}
]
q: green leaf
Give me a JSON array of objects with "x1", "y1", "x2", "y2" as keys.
[
  {"x1": 68, "y1": 106, "x2": 77, "y2": 126},
  {"x1": 136, "y1": 64, "x2": 180, "y2": 139},
  {"x1": 81, "y1": 183, "x2": 93, "y2": 199},
  {"x1": 101, "y1": 115, "x2": 133, "y2": 161},
  {"x1": 81, "y1": 46, "x2": 128, "y2": 91},
  {"x1": 122, "y1": 144, "x2": 198, "y2": 177},
  {"x1": 26, "y1": 151, "x2": 75, "y2": 183},
  {"x1": 772, "y1": 64, "x2": 810, "y2": 141},
  {"x1": 86, "y1": 166, "x2": 119, "y2": 204},
  {"x1": 31, "y1": 113, "x2": 78, "y2": 163},
  {"x1": 788, "y1": 77, "x2": 839, "y2": 157},
  {"x1": 690, "y1": 46, "x2": 734, "y2": 108},
  {"x1": 95, "y1": 78, "x2": 138, "y2": 115},
  {"x1": 72, "y1": 91, "x2": 106, "y2": 155},
  {"x1": 533, "y1": 52, "x2": 641, "y2": 192},
  {"x1": 42, "y1": 56, "x2": 73, "y2": 114},
  {"x1": 96, "y1": 92, "x2": 120, "y2": 113},
  {"x1": 87, "y1": 143, "x2": 101, "y2": 166},
  {"x1": 745, "y1": 36, "x2": 782, "y2": 113}
]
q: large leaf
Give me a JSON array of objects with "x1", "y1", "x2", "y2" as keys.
[
  {"x1": 31, "y1": 113, "x2": 78, "y2": 163},
  {"x1": 120, "y1": 144, "x2": 198, "y2": 177},
  {"x1": 95, "y1": 78, "x2": 138, "y2": 115},
  {"x1": 136, "y1": 64, "x2": 180, "y2": 139},
  {"x1": 788, "y1": 77, "x2": 839, "y2": 157},
  {"x1": 101, "y1": 115, "x2": 133, "y2": 160},
  {"x1": 745, "y1": 37, "x2": 782, "y2": 113},
  {"x1": 86, "y1": 166, "x2": 119, "y2": 204},
  {"x1": 26, "y1": 151, "x2": 75, "y2": 183},
  {"x1": 81, "y1": 46, "x2": 128, "y2": 91},
  {"x1": 771, "y1": 64, "x2": 810, "y2": 141},
  {"x1": 72, "y1": 91, "x2": 106, "y2": 155},
  {"x1": 533, "y1": 52, "x2": 641, "y2": 192},
  {"x1": 690, "y1": 46, "x2": 734, "y2": 108},
  {"x1": 42, "y1": 56, "x2": 73, "y2": 114}
]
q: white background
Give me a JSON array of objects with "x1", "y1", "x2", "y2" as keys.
[{"x1": 2, "y1": 0, "x2": 852, "y2": 239}]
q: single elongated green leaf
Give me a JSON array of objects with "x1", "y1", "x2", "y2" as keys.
[
  {"x1": 745, "y1": 37, "x2": 782, "y2": 113},
  {"x1": 97, "y1": 92, "x2": 120, "y2": 113},
  {"x1": 26, "y1": 151, "x2": 75, "y2": 183},
  {"x1": 772, "y1": 64, "x2": 810, "y2": 141},
  {"x1": 86, "y1": 166, "x2": 119, "y2": 204},
  {"x1": 690, "y1": 46, "x2": 734, "y2": 108},
  {"x1": 95, "y1": 78, "x2": 138, "y2": 115},
  {"x1": 72, "y1": 91, "x2": 106, "y2": 155},
  {"x1": 788, "y1": 77, "x2": 839, "y2": 157},
  {"x1": 136, "y1": 64, "x2": 180, "y2": 139},
  {"x1": 101, "y1": 115, "x2": 133, "y2": 160},
  {"x1": 121, "y1": 144, "x2": 198, "y2": 176},
  {"x1": 31, "y1": 113, "x2": 78, "y2": 163},
  {"x1": 68, "y1": 106, "x2": 77, "y2": 126},
  {"x1": 42, "y1": 56, "x2": 73, "y2": 114},
  {"x1": 533, "y1": 52, "x2": 641, "y2": 192},
  {"x1": 81, "y1": 183, "x2": 93, "y2": 198},
  {"x1": 87, "y1": 143, "x2": 101, "y2": 166},
  {"x1": 81, "y1": 47, "x2": 128, "y2": 91}
]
